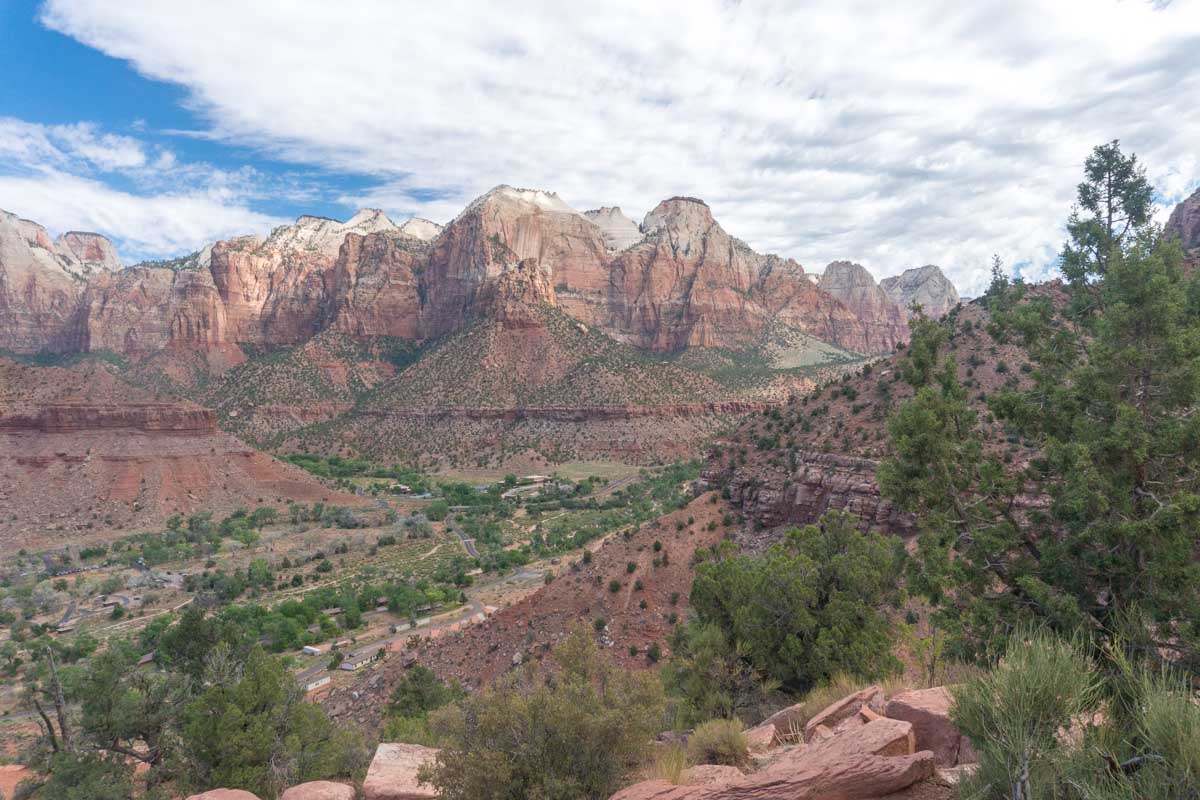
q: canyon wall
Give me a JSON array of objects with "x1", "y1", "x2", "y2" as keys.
[{"x1": 1, "y1": 187, "x2": 943, "y2": 363}]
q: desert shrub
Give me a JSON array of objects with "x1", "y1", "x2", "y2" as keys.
[
  {"x1": 663, "y1": 621, "x2": 776, "y2": 727},
  {"x1": 953, "y1": 632, "x2": 1099, "y2": 798},
  {"x1": 422, "y1": 628, "x2": 665, "y2": 800},
  {"x1": 686, "y1": 719, "x2": 748, "y2": 767}
]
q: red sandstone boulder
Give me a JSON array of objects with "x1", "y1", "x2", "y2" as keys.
[
  {"x1": 362, "y1": 743, "x2": 440, "y2": 800},
  {"x1": 798, "y1": 685, "x2": 884, "y2": 741},
  {"x1": 280, "y1": 780, "x2": 356, "y2": 800},
  {"x1": 743, "y1": 723, "x2": 776, "y2": 752},
  {"x1": 683, "y1": 765, "x2": 744, "y2": 785},
  {"x1": 884, "y1": 687, "x2": 965, "y2": 766},
  {"x1": 799, "y1": 717, "x2": 916, "y2": 761},
  {"x1": 608, "y1": 750, "x2": 936, "y2": 799},
  {"x1": 185, "y1": 791, "x2": 261, "y2": 800}
]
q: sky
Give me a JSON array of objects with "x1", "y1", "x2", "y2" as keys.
[{"x1": 0, "y1": 1, "x2": 1198, "y2": 294}]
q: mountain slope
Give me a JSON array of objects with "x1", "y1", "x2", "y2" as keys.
[{"x1": 0, "y1": 356, "x2": 357, "y2": 546}]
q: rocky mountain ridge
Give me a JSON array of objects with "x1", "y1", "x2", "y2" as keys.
[
  {"x1": 881, "y1": 264, "x2": 962, "y2": 319},
  {"x1": 0, "y1": 187, "x2": 956, "y2": 363}
]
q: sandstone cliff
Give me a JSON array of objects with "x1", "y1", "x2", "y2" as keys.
[
  {"x1": 1167, "y1": 186, "x2": 1200, "y2": 252},
  {"x1": 818, "y1": 261, "x2": 907, "y2": 350},
  {"x1": 0, "y1": 189, "x2": 937, "y2": 361},
  {"x1": 583, "y1": 206, "x2": 643, "y2": 251},
  {"x1": 880, "y1": 264, "x2": 960, "y2": 319}
]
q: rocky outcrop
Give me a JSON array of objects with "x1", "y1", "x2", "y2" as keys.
[
  {"x1": 279, "y1": 781, "x2": 356, "y2": 800},
  {"x1": 185, "y1": 791, "x2": 261, "y2": 800},
  {"x1": 55, "y1": 230, "x2": 122, "y2": 275},
  {"x1": 0, "y1": 209, "x2": 85, "y2": 352},
  {"x1": 584, "y1": 206, "x2": 644, "y2": 251},
  {"x1": 705, "y1": 450, "x2": 913, "y2": 537},
  {"x1": 610, "y1": 683, "x2": 975, "y2": 800},
  {"x1": 0, "y1": 403, "x2": 215, "y2": 434},
  {"x1": 399, "y1": 217, "x2": 443, "y2": 241},
  {"x1": 885, "y1": 687, "x2": 976, "y2": 767},
  {"x1": 608, "y1": 199, "x2": 908, "y2": 354},
  {"x1": 880, "y1": 265, "x2": 960, "y2": 319},
  {"x1": 609, "y1": 751, "x2": 935, "y2": 800},
  {"x1": 325, "y1": 231, "x2": 430, "y2": 339},
  {"x1": 1167, "y1": 187, "x2": 1200, "y2": 251},
  {"x1": 819, "y1": 261, "x2": 907, "y2": 350},
  {"x1": 489, "y1": 259, "x2": 558, "y2": 328},
  {"x1": 362, "y1": 743, "x2": 439, "y2": 800}
]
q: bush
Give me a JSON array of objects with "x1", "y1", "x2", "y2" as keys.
[
  {"x1": 689, "y1": 511, "x2": 903, "y2": 692},
  {"x1": 422, "y1": 628, "x2": 665, "y2": 800},
  {"x1": 608, "y1": 580, "x2": 622, "y2": 593},
  {"x1": 686, "y1": 719, "x2": 749, "y2": 767},
  {"x1": 663, "y1": 622, "x2": 775, "y2": 727},
  {"x1": 954, "y1": 631, "x2": 1102, "y2": 799}
]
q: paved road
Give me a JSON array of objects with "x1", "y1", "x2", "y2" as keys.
[{"x1": 446, "y1": 515, "x2": 479, "y2": 558}]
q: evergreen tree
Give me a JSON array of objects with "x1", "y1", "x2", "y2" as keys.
[
  {"x1": 882, "y1": 141, "x2": 1200, "y2": 666},
  {"x1": 688, "y1": 511, "x2": 905, "y2": 691}
]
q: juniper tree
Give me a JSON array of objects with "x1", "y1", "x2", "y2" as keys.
[{"x1": 881, "y1": 141, "x2": 1200, "y2": 667}]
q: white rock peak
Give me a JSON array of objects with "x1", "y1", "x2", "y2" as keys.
[
  {"x1": 399, "y1": 217, "x2": 444, "y2": 242},
  {"x1": 269, "y1": 208, "x2": 400, "y2": 255},
  {"x1": 584, "y1": 207, "x2": 643, "y2": 251},
  {"x1": 1, "y1": 208, "x2": 122, "y2": 278}
]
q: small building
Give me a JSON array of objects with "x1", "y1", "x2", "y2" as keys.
[
  {"x1": 137, "y1": 653, "x2": 155, "y2": 668},
  {"x1": 320, "y1": 607, "x2": 343, "y2": 616},
  {"x1": 340, "y1": 650, "x2": 375, "y2": 671},
  {"x1": 334, "y1": 639, "x2": 351, "y2": 650},
  {"x1": 523, "y1": 475, "x2": 552, "y2": 484},
  {"x1": 304, "y1": 675, "x2": 331, "y2": 692},
  {"x1": 389, "y1": 483, "x2": 411, "y2": 494},
  {"x1": 302, "y1": 645, "x2": 323, "y2": 656}
]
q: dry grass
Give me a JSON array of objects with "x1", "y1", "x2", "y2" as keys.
[
  {"x1": 687, "y1": 719, "x2": 750, "y2": 767},
  {"x1": 651, "y1": 743, "x2": 688, "y2": 784}
]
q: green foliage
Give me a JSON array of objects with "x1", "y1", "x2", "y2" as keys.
[
  {"x1": 663, "y1": 622, "x2": 775, "y2": 726},
  {"x1": 389, "y1": 665, "x2": 465, "y2": 719},
  {"x1": 954, "y1": 631, "x2": 1200, "y2": 799},
  {"x1": 882, "y1": 142, "x2": 1200, "y2": 665},
  {"x1": 953, "y1": 631, "x2": 1099, "y2": 798},
  {"x1": 426, "y1": 500, "x2": 449, "y2": 521},
  {"x1": 422, "y1": 628, "x2": 665, "y2": 800},
  {"x1": 383, "y1": 665, "x2": 465, "y2": 746},
  {"x1": 38, "y1": 752, "x2": 134, "y2": 800},
  {"x1": 689, "y1": 511, "x2": 904, "y2": 692},
  {"x1": 686, "y1": 719, "x2": 749, "y2": 768},
  {"x1": 181, "y1": 646, "x2": 366, "y2": 798}
]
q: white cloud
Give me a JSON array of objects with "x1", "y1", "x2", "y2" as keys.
[
  {"x1": 36, "y1": 0, "x2": 1200, "y2": 293},
  {"x1": 0, "y1": 170, "x2": 286, "y2": 260},
  {"x1": 0, "y1": 117, "x2": 296, "y2": 260}
]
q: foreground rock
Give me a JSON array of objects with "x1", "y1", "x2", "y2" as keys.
[
  {"x1": 885, "y1": 687, "x2": 974, "y2": 766},
  {"x1": 185, "y1": 791, "x2": 261, "y2": 800},
  {"x1": 682, "y1": 765, "x2": 745, "y2": 786},
  {"x1": 801, "y1": 684, "x2": 884, "y2": 741},
  {"x1": 799, "y1": 717, "x2": 915, "y2": 761},
  {"x1": 280, "y1": 781, "x2": 356, "y2": 800},
  {"x1": 609, "y1": 751, "x2": 935, "y2": 799},
  {"x1": 362, "y1": 743, "x2": 440, "y2": 800}
]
